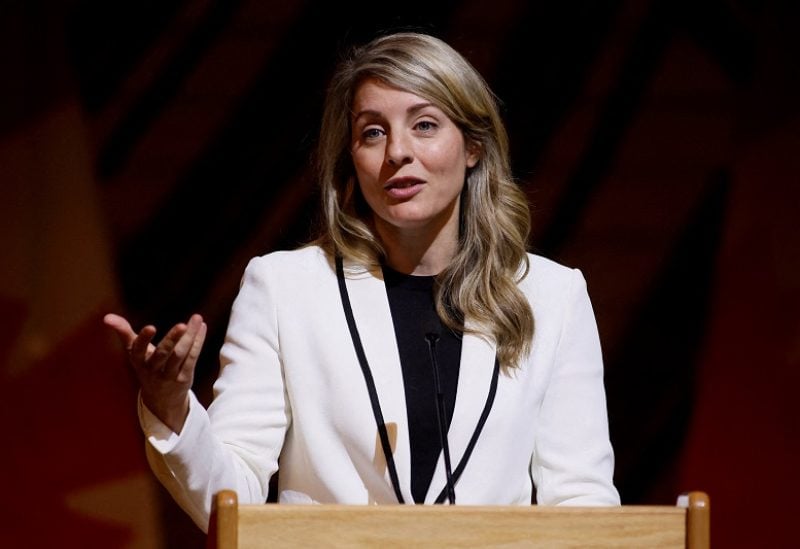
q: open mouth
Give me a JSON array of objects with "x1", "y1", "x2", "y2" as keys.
[
  {"x1": 384, "y1": 176, "x2": 424, "y2": 190},
  {"x1": 384, "y1": 177, "x2": 425, "y2": 199}
]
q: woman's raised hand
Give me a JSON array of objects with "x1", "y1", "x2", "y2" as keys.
[{"x1": 104, "y1": 313, "x2": 207, "y2": 434}]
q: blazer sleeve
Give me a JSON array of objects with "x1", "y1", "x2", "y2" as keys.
[
  {"x1": 139, "y1": 256, "x2": 291, "y2": 531},
  {"x1": 530, "y1": 268, "x2": 620, "y2": 505}
]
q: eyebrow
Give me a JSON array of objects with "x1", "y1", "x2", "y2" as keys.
[{"x1": 352, "y1": 102, "x2": 436, "y2": 122}]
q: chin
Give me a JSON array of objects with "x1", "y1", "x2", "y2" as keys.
[
  {"x1": 375, "y1": 202, "x2": 458, "y2": 234},
  {"x1": 380, "y1": 207, "x2": 431, "y2": 227}
]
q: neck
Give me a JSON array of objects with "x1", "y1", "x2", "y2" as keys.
[{"x1": 375, "y1": 216, "x2": 459, "y2": 276}]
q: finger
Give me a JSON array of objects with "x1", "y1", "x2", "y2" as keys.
[
  {"x1": 103, "y1": 313, "x2": 138, "y2": 348},
  {"x1": 146, "y1": 322, "x2": 187, "y2": 372},
  {"x1": 163, "y1": 315, "x2": 204, "y2": 377},
  {"x1": 177, "y1": 320, "x2": 207, "y2": 382},
  {"x1": 130, "y1": 325, "x2": 158, "y2": 367}
]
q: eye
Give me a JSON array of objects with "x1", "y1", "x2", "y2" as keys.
[
  {"x1": 415, "y1": 120, "x2": 438, "y2": 132},
  {"x1": 362, "y1": 127, "x2": 384, "y2": 140}
]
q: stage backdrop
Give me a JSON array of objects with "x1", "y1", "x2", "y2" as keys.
[{"x1": 1, "y1": 1, "x2": 798, "y2": 547}]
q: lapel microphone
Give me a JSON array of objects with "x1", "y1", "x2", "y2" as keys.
[{"x1": 424, "y1": 316, "x2": 456, "y2": 504}]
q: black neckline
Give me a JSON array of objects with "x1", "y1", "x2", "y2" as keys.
[{"x1": 381, "y1": 263, "x2": 436, "y2": 291}]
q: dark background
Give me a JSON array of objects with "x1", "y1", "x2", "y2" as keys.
[{"x1": 2, "y1": 0, "x2": 798, "y2": 546}]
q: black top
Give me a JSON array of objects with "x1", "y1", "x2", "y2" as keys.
[{"x1": 382, "y1": 265, "x2": 463, "y2": 503}]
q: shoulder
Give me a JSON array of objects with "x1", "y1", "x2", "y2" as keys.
[
  {"x1": 526, "y1": 253, "x2": 576, "y2": 277},
  {"x1": 522, "y1": 253, "x2": 584, "y2": 287},
  {"x1": 245, "y1": 245, "x2": 333, "y2": 275},
  {"x1": 239, "y1": 245, "x2": 336, "y2": 291},
  {"x1": 519, "y1": 253, "x2": 589, "y2": 310}
]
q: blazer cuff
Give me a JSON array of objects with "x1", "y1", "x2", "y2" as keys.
[{"x1": 138, "y1": 391, "x2": 202, "y2": 454}]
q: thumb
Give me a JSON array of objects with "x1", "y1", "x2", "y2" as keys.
[{"x1": 103, "y1": 313, "x2": 138, "y2": 348}]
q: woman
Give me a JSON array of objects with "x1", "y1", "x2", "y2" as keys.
[{"x1": 105, "y1": 32, "x2": 619, "y2": 532}]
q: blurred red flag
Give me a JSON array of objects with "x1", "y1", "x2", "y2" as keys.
[{"x1": 0, "y1": 9, "x2": 164, "y2": 548}]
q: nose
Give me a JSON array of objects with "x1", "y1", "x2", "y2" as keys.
[{"x1": 385, "y1": 132, "x2": 413, "y2": 167}]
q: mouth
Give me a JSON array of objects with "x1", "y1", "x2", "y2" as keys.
[
  {"x1": 383, "y1": 176, "x2": 425, "y2": 200},
  {"x1": 384, "y1": 176, "x2": 425, "y2": 190}
]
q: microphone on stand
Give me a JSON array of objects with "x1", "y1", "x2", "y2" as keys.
[{"x1": 424, "y1": 316, "x2": 456, "y2": 504}]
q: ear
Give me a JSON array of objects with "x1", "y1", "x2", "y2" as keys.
[{"x1": 465, "y1": 140, "x2": 481, "y2": 168}]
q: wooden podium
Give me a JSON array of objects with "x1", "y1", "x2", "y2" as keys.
[{"x1": 207, "y1": 490, "x2": 709, "y2": 548}]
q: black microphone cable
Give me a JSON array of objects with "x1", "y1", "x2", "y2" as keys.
[{"x1": 424, "y1": 318, "x2": 456, "y2": 504}]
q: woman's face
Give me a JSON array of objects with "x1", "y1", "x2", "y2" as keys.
[{"x1": 350, "y1": 78, "x2": 478, "y2": 238}]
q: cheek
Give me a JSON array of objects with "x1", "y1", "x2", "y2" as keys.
[
  {"x1": 351, "y1": 157, "x2": 380, "y2": 207},
  {"x1": 351, "y1": 150, "x2": 381, "y2": 184},
  {"x1": 428, "y1": 141, "x2": 470, "y2": 175}
]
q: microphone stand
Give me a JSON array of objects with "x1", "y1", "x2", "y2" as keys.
[{"x1": 425, "y1": 329, "x2": 456, "y2": 504}]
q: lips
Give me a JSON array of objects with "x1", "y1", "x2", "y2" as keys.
[
  {"x1": 384, "y1": 176, "x2": 425, "y2": 199},
  {"x1": 384, "y1": 176, "x2": 424, "y2": 189}
]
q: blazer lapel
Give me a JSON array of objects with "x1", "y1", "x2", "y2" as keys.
[
  {"x1": 425, "y1": 329, "x2": 497, "y2": 503},
  {"x1": 342, "y1": 260, "x2": 414, "y2": 503}
]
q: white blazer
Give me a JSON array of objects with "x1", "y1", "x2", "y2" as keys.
[{"x1": 140, "y1": 246, "x2": 619, "y2": 531}]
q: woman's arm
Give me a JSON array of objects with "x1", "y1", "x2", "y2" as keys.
[
  {"x1": 107, "y1": 256, "x2": 290, "y2": 531},
  {"x1": 530, "y1": 268, "x2": 620, "y2": 506}
]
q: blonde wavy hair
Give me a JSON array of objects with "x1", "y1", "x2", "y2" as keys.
[{"x1": 317, "y1": 32, "x2": 533, "y2": 367}]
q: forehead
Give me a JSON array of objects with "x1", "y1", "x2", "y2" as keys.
[{"x1": 351, "y1": 78, "x2": 434, "y2": 114}]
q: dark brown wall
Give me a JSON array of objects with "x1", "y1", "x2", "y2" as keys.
[{"x1": 2, "y1": 1, "x2": 798, "y2": 546}]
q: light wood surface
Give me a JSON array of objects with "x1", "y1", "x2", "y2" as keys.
[{"x1": 208, "y1": 490, "x2": 709, "y2": 548}]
